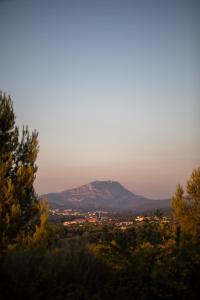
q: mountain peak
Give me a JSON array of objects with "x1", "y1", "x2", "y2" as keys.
[
  {"x1": 67, "y1": 180, "x2": 127, "y2": 195},
  {"x1": 91, "y1": 180, "x2": 122, "y2": 185},
  {"x1": 44, "y1": 180, "x2": 170, "y2": 211},
  {"x1": 89, "y1": 180, "x2": 124, "y2": 188}
]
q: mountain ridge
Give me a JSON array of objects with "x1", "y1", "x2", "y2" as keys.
[{"x1": 42, "y1": 180, "x2": 171, "y2": 212}]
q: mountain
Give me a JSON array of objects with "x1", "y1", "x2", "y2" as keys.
[{"x1": 42, "y1": 180, "x2": 171, "y2": 212}]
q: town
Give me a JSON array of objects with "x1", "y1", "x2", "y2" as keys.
[{"x1": 49, "y1": 208, "x2": 171, "y2": 229}]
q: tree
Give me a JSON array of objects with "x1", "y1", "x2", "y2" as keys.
[
  {"x1": 172, "y1": 167, "x2": 200, "y2": 237},
  {"x1": 0, "y1": 92, "x2": 47, "y2": 251}
]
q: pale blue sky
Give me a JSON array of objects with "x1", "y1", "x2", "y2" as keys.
[{"x1": 0, "y1": 0, "x2": 199, "y2": 198}]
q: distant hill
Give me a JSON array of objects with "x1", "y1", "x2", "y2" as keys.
[{"x1": 42, "y1": 180, "x2": 171, "y2": 212}]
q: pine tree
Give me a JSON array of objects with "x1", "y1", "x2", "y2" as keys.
[
  {"x1": 172, "y1": 167, "x2": 200, "y2": 237},
  {"x1": 0, "y1": 92, "x2": 47, "y2": 251}
]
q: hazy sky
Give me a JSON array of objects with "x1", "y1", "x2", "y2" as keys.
[{"x1": 0, "y1": 0, "x2": 199, "y2": 198}]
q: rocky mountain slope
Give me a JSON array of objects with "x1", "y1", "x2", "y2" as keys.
[{"x1": 42, "y1": 180, "x2": 170, "y2": 211}]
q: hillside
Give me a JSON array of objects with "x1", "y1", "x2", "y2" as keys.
[{"x1": 42, "y1": 180, "x2": 171, "y2": 212}]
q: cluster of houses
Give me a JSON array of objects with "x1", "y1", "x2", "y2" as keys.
[
  {"x1": 49, "y1": 208, "x2": 170, "y2": 228},
  {"x1": 63, "y1": 217, "x2": 98, "y2": 226},
  {"x1": 49, "y1": 209, "x2": 82, "y2": 216},
  {"x1": 62, "y1": 215, "x2": 169, "y2": 228}
]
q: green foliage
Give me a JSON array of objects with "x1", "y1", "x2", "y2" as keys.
[
  {"x1": 1, "y1": 213, "x2": 200, "y2": 300},
  {"x1": 136, "y1": 220, "x2": 163, "y2": 245},
  {"x1": 0, "y1": 92, "x2": 48, "y2": 251},
  {"x1": 172, "y1": 167, "x2": 200, "y2": 237},
  {"x1": 0, "y1": 237, "x2": 108, "y2": 300}
]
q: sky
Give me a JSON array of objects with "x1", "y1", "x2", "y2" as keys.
[{"x1": 0, "y1": 0, "x2": 199, "y2": 199}]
